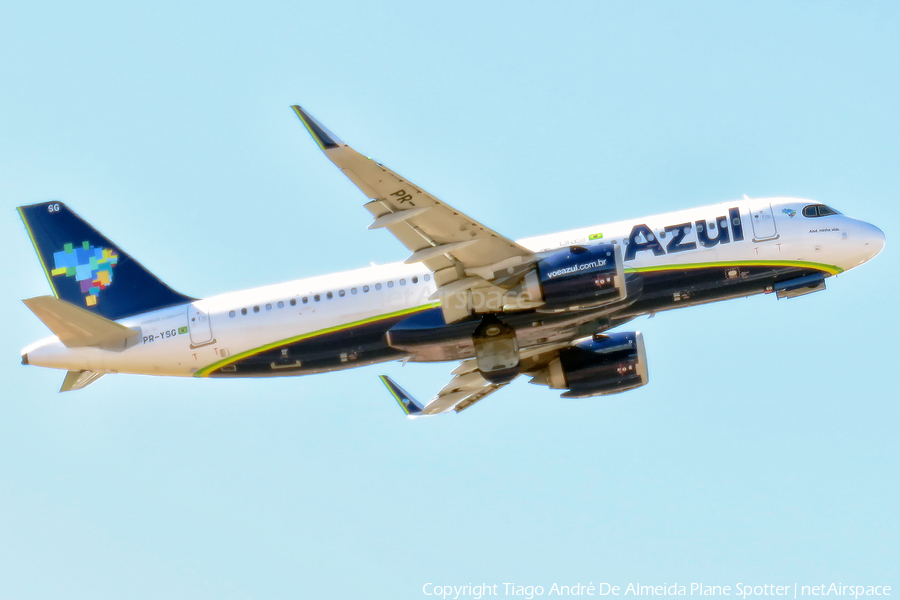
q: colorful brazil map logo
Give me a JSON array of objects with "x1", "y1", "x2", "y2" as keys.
[{"x1": 51, "y1": 241, "x2": 118, "y2": 306}]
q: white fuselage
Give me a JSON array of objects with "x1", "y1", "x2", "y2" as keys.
[{"x1": 22, "y1": 197, "x2": 885, "y2": 378}]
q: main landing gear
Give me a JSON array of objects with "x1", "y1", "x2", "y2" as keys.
[{"x1": 473, "y1": 315, "x2": 520, "y2": 384}]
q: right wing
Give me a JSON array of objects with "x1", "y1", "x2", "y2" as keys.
[{"x1": 291, "y1": 105, "x2": 537, "y2": 323}]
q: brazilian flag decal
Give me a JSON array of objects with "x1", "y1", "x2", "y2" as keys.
[
  {"x1": 589, "y1": 232, "x2": 603, "y2": 240},
  {"x1": 178, "y1": 326, "x2": 188, "y2": 335}
]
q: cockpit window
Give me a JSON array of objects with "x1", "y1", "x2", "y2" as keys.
[{"x1": 802, "y1": 204, "x2": 840, "y2": 218}]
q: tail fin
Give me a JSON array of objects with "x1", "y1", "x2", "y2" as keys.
[
  {"x1": 378, "y1": 375, "x2": 424, "y2": 416},
  {"x1": 18, "y1": 202, "x2": 194, "y2": 320}
]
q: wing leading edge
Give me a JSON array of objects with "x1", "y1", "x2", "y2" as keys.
[{"x1": 291, "y1": 105, "x2": 537, "y2": 323}]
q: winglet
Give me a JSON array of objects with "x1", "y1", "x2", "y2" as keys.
[
  {"x1": 379, "y1": 375, "x2": 424, "y2": 416},
  {"x1": 291, "y1": 105, "x2": 343, "y2": 150}
]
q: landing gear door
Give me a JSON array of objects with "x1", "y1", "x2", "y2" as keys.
[
  {"x1": 749, "y1": 201, "x2": 779, "y2": 241},
  {"x1": 187, "y1": 304, "x2": 215, "y2": 348}
]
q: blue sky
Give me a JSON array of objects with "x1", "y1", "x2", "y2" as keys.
[{"x1": 1, "y1": 1, "x2": 898, "y2": 598}]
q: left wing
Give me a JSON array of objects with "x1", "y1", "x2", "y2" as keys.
[
  {"x1": 291, "y1": 105, "x2": 537, "y2": 323},
  {"x1": 379, "y1": 368, "x2": 508, "y2": 417},
  {"x1": 379, "y1": 343, "x2": 571, "y2": 417}
]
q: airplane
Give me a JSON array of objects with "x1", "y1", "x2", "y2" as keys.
[{"x1": 18, "y1": 105, "x2": 885, "y2": 416}]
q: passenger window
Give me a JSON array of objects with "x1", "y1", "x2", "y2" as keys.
[
  {"x1": 387, "y1": 281, "x2": 394, "y2": 288},
  {"x1": 266, "y1": 303, "x2": 272, "y2": 311},
  {"x1": 253, "y1": 306, "x2": 260, "y2": 313},
  {"x1": 277, "y1": 301, "x2": 284, "y2": 308},
  {"x1": 290, "y1": 299, "x2": 297, "y2": 306},
  {"x1": 241, "y1": 308, "x2": 248, "y2": 315},
  {"x1": 229, "y1": 310, "x2": 236, "y2": 318},
  {"x1": 363, "y1": 285, "x2": 369, "y2": 292},
  {"x1": 300, "y1": 298, "x2": 307, "y2": 304},
  {"x1": 412, "y1": 276, "x2": 418, "y2": 284},
  {"x1": 314, "y1": 294, "x2": 320, "y2": 302},
  {"x1": 375, "y1": 283, "x2": 382, "y2": 290},
  {"x1": 399, "y1": 279, "x2": 406, "y2": 286},
  {"x1": 326, "y1": 292, "x2": 333, "y2": 299},
  {"x1": 424, "y1": 274, "x2": 431, "y2": 282},
  {"x1": 351, "y1": 288, "x2": 358, "y2": 295},
  {"x1": 338, "y1": 290, "x2": 345, "y2": 297}
]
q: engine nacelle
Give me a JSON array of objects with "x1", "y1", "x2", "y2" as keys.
[
  {"x1": 532, "y1": 331, "x2": 649, "y2": 398},
  {"x1": 509, "y1": 244, "x2": 626, "y2": 312}
]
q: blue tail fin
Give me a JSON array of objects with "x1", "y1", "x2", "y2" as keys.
[
  {"x1": 18, "y1": 201, "x2": 194, "y2": 320},
  {"x1": 379, "y1": 375, "x2": 424, "y2": 416}
]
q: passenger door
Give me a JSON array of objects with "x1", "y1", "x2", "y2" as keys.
[
  {"x1": 749, "y1": 201, "x2": 779, "y2": 241},
  {"x1": 187, "y1": 304, "x2": 215, "y2": 348}
]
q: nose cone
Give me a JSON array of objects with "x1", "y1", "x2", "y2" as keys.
[{"x1": 861, "y1": 221, "x2": 886, "y2": 259}]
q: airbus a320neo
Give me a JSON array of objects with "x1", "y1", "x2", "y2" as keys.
[{"x1": 18, "y1": 106, "x2": 885, "y2": 416}]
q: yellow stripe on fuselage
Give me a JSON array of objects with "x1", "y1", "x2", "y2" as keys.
[
  {"x1": 629, "y1": 259, "x2": 843, "y2": 276},
  {"x1": 195, "y1": 260, "x2": 839, "y2": 377},
  {"x1": 194, "y1": 302, "x2": 440, "y2": 377}
]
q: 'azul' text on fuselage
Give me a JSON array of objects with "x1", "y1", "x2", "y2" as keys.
[{"x1": 624, "y1": 207, "x2": 744, "y2": 261}]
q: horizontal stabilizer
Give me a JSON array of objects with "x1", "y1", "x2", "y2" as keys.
[
  {"x1": 60, "y1": 370, "x2": 105, "y2": 392},
  {"x1": 23, "y1": 295, "x2": 140, "y2": 351}
]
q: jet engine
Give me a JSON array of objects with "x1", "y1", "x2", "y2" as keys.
[
  {"x1": 530, "y1": 332, "x2": 649, "y2": 398},
  {"x1": 505, "y1": 244, "x2": 627, "y2": 312}
]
